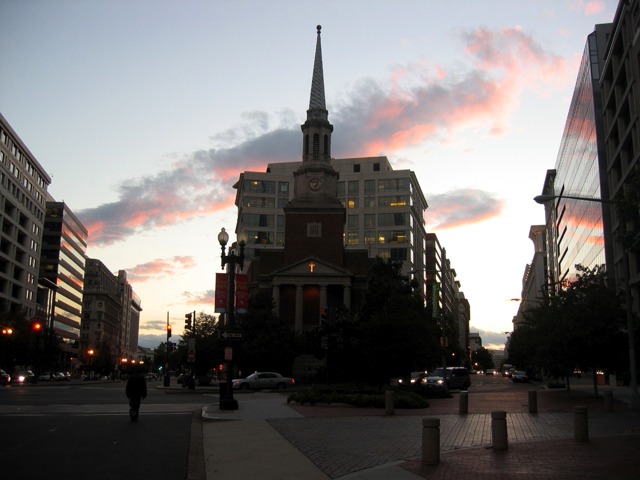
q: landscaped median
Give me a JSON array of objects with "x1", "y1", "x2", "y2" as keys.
[{"x1": 287, "y1": 385, "x2": 444, "y2": 409}]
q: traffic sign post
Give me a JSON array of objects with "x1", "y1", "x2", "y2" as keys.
[{"x1": 220, "y1": 331, "x2": 243, "y2": 340}]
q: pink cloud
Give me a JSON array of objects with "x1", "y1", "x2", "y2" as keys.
[
  {"x1": 125, "y1": 256, "x2": 197, "y2": 283},
  {"x1": 77, "y1": 26, "x2": 566, "y2": 246}
]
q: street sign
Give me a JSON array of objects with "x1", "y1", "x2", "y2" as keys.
[{"x1": 220, "y1": 331, "x2": 243, "y2": 340}]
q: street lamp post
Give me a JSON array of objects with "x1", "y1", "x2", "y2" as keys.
[
  {"x1": 217, "y1": 227, "x2": 247, "y2": 411},
  {"x1": 534, "y1": 193, "x2": 640, "y2": 411}
]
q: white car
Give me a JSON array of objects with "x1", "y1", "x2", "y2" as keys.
[{"x1": 232, "y1": 372, "x2": 295, "y2": 390}]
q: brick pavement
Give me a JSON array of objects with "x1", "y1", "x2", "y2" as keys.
[{"x1": 267, "y1": 387, "x2": 640, "y2": 479}]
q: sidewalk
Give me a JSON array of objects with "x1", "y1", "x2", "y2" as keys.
[{"x1": 200, "y1": 384, "x2": 640, "y2": 479}]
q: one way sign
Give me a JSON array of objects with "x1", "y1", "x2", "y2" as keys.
[{"x1": 220, "y1": 331, "x2": 243, "y2": 340}]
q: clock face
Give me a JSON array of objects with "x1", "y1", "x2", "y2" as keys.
[{"x1": 309, "y1": 177, "x2": 321, "y2": 191}]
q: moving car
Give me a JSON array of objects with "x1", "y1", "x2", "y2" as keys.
[
  {"x1": 232, "y1": 372, "x2": 295, "y2": 390},
  {"x1": 11, "y1": 370, "x2": 35, "y2": 384},
  {"x1": 426, "y1": 367, "x2": 471, "y2": 391},
  {"x1": 1, "y1": 369, "x2": 10, "y2": 386},
  {"x1": 512, "y1": 371, "x2": 529, "y2": 383}
]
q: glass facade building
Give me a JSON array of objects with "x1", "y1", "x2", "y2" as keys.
[
  {"x1": 541, "y1": 24, "x2": 613, "y2": 287},
  {"x1": 40, "y1": 199, "x2": 88, "y2": 357}
]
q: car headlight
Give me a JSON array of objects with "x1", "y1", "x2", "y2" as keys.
[{"x1": 436, "y1": 379, "x2": 444, "y2": 385}]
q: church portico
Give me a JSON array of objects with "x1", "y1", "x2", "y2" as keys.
[{"x1": 266, "y1": 257, "x2": 353, "y2": 332}]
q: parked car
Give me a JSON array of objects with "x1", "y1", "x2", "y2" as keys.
[
  {"x1": 11, "y1": 370, "x2": 35, "y2": 384},
  {"x1": 38, "y1": 372, "x2": 52, "y2": 381},
  {"x1": 232, "y1": 372, "x2": 295, "y2": 390},
  {"x1": 52, "y1": 372, "x2": 70, "y2": 381},
  {"x1": 426, "y1": 367, "x2": 471, "y2": 391},
  {"x1": 512, "y1": 371, "x2": 529, "y2": 383},
  {"x1": 1, "y1": 369, "x2": 10, "y2": 386}
]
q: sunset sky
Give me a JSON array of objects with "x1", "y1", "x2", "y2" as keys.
[{"x1": 0, "y1": 0, "x2": 619, "y2": 349}]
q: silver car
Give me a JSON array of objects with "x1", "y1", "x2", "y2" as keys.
[{"x1": 232, "y1": 372, "x2": 295, "y2": 390}]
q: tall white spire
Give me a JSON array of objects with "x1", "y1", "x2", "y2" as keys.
[{"x1": 309, "y1": 25, "x2": 326, "y2": 112}]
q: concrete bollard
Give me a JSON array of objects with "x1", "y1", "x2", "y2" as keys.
[
  {"x1": 603, "y1": 390, "x2": 613, "y2": 412},
  {"x1": 421, "y1": 418, "x2": 440, "y2": 465},
  {"x1": 384, "y1": 390, "x2": 395, "y2": 416},
  {"x1": 528, "y1": 390, "x2": 538, "y2": 413},
  {"x1": 491, "y1": 410, "x2": 508, "y2": 450},
  {"x1": 459, "y1": 391, "x2": 468, "y2": 414},
  {"x1": 574, "y1": 406, "x2": 588, "y2": 441}
]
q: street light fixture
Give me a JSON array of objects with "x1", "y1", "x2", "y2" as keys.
[
  {"x1": 534, "y1": 193, "x2": 639, "y2": 411},
  {"x1": 217, "y1": 227, "x2": 247, "y2": 411}
]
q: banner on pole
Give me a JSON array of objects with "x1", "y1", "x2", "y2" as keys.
[
  {"x1": 235, "y1": 274, "x2": 248, "y2": 313},
  {"x1": 215, "y1": 273, "x2": 228, "y2": 313}
]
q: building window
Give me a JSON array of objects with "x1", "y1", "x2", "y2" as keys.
[
  {"x1": 243, "y1": 180, "x2": 275, "y2": 194},
  {"x1": 307, "y1": 222, "x2": 321, "y2": 237},
  {"x1": 347, "y1": 215, "x2": 359, "y2": 229},
  {"x1": 278, "y1": 182, "x2": 289, "y2": 195},
  {"x1": 390, "y1": 248, "x2": 408, "y2": 261},
  {"x1": 373, "y1": 163, "x2": 380, "y2": 172},
  {"x1": 364, "y1": 231, "x2": 376, "y2": 244},
  {"x1": 378, "y1": 212, "x2": 409, "y2": 226},
  {"x1": 364, "y1": 214, "x2": 375, "y2": 228},
  {"x1": 348, "y1": 181, "x2": 359, "y2": 194},
  {"x1": 243, "y1": 196, "x2": 275, "y2": 208},
  {"x1": 364, "y1": 180, "x2": 375, "y2": 193},
  {"x1": 378, "y1": 195, "x2": 409, "y2": 207},
  {"x1": 346, "y1": 232, "x2": 359, "y2": 245},
  {"x1": 354, "y1": 164, "x2": 360, "y2": 173}
]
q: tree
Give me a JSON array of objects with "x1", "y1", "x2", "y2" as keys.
[
  {"x1": 336, "y1": 258, "x2": 442, "y2": 385},
  {"x1": 471, "y1": 347, "x2": 494, "y2": 372},
  {"x1": 507, "y1": 264, "x2": 626, "y2": 395},
  {"x1": 235, "y1": 291, "x2": 301, "y2": 376}
]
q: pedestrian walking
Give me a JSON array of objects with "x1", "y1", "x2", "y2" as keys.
[{"x1": 126, "y1": 369, "x2": 147, "y2": 422}]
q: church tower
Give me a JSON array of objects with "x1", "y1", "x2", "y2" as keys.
[{"x1": 284, "y1": 25, "x2": 345, "y2": 266}]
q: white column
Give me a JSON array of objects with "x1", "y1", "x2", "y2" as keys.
[
  {"x1": 295, "y1": 285, "x2": 304, "y2": 332},
  {"x1": 272, "y1": 284, "x2": 280, "y2": 317},
  {"x1": 320, "y1": 285, "x2": 327, "y2": 309},
  {"x1": 343, "y1": 285, "x2": 351, "y2": 309}
]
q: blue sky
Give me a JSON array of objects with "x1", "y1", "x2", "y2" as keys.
[{"x1": 0, "y1": 0, "x2": 619, "y2": 349}]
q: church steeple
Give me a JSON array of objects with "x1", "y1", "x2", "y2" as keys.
[
  {"x1": 309, "y1": 25, "x2": 327, "y2": 114},
  {"x1": 301, "y1": 25, "x2": 333, "y2": 164}
]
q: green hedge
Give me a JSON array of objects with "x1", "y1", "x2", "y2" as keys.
[{"x1": 287, "y1": 386, "x2": 430, "y2": 409}]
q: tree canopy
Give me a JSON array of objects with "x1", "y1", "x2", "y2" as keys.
[{"x1": 507, "y1": 264, "x2": 627, "y2": 394}]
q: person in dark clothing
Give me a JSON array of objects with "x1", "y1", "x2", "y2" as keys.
[{"x1": 126, "y1": 371, "x2": 147, "y2": 422}]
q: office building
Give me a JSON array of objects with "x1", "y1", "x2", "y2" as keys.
[
  {"x1": 538, "y1": 24, "x2": 614, "y2": 291},
  {"x1": 601, "y1": 0, "x2": 640, "y2": 316},
  {"x1": 0, "y1": 113, "x2": 51, "y2": 318},
  {"x1": 39, "y1": 198, "x2": 88, "y2": 362},
  {"x1": 118, "y1": 269, "x2": 142, "y2": 360}
]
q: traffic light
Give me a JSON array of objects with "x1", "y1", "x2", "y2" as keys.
[
  {"x1": 31, "y1": 321, "x2": 43, "y2": 333},
  {"x1": 185, "y1": 313, "x2": 192, "y2": 330},
  {"x1": 167, "y1": 324, "x2": 172, "y2": 339}
]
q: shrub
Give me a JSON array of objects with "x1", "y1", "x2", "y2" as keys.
[{"x1": 287, "y1": 386, "x2": 430, "y2": 409}]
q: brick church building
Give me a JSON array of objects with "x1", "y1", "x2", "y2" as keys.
[{"x1": 245, "y1": 26, "x2": 370, "y2": 331}]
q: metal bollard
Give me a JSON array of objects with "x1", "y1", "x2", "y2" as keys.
[
  {"x1": 528, "y1": 390, "x2": 537, "y2": 413},
  {"x1": 491, "y1": 411, "x2": 508, "y2": 450},
  {"x1": 459, "y1": 391, "x2": 468, "y2": 414},
  {"x1": 384, "y1": 390, "x2": 395, "y2": 416},
  {"x1": 603, "y1": 390, "x2": 613, "y2": 412},
  {"x1": 421, "y1": 418, "x2": 440, "y2": 465},
  {"x1": 574, "y1": 406, "x2": 588, "y2": 441}
]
